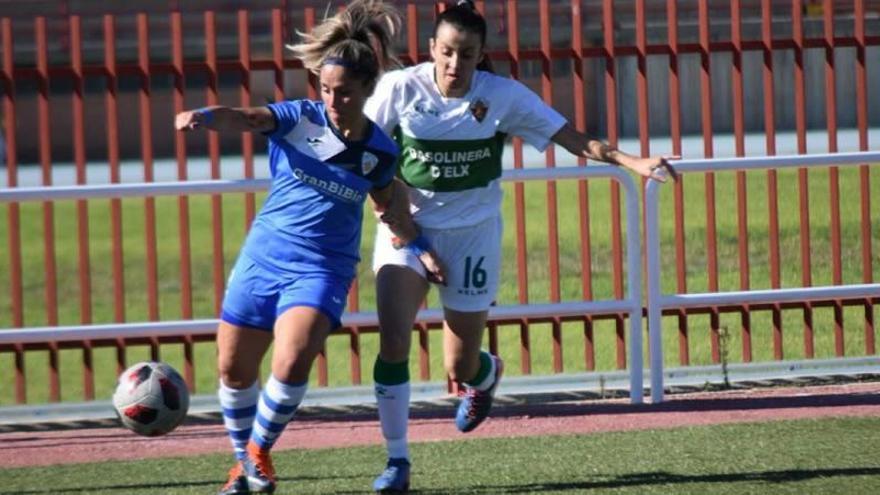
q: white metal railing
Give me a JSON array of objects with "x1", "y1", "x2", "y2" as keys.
[
  {"x1": 645, "y1": 151, "x2": 880, "y2": 403},
  {"x1": 0, "y1": 165, "x2": 646, "y2": 404},
  {"x1": 0, "y1": 178, "x2": 272, "y2": 202}
]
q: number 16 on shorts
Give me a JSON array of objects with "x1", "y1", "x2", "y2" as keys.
[
  {"x1": 463, "y1": 256, "x2": 487, "y2": 290},
  {"x1": 432, "y1": 214, "x2": 502, "y2": 312}
]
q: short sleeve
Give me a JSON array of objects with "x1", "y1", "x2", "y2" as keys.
[
  {"x1": 364, "y1": 70, "x2": 405, "y2": 136},
  {"x1": 372, "y1": 155, "x2": 398, "y2": 190},
  {"x1": 497, "y1": 79, "x2": 567, "y2": 151},
  {"x1": 265, "y1": 100, "x2": 303, "y2": 139},
  {"x1": 367, "y1": 138, "x2": 399, "y2": 191}
]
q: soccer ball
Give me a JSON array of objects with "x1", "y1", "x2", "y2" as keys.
[{"x1": 112, "y1": 361, "x2": 190, "y2": 437}]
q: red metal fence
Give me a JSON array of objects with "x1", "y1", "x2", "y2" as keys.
[{"x1": 1, "y1": 0, "x2": 878, "y2": 404}]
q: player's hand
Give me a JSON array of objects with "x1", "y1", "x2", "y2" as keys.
[
  {"x1": 418, "y1": 249, "x2": 447, "y2": 286},
  {"x1": 174, "y1": 110, "x2": 211, "y2": 131},
  {"x1": 629, "y1": 155, "x2": 680, "y2": 182},
  {"x1": 379, "y1": 210, "x2": 405, "y2": 231}
]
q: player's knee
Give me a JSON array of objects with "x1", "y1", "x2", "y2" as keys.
[
  {"x1": 271, "y1": 353, "x2": 312, "y2": 383},
  {"x1": 379, "y1": 330, "x2": 411, "y2": 361},
  {"x1": 217, "y1": 362, "x2": 255, "y2": 389}
]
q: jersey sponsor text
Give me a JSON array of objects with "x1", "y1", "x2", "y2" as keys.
[
  {"x1": 431, "y1": 163, "x2": 469, "y2": 179},
  {"x1": 406, "y1": 147, "x2": 492, "y2": 164},
  {"x1": 292, "y1": 167, "x2": 365, "y2": 203}
]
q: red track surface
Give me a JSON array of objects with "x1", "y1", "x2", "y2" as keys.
[{"x1": 2, "y1": 381, "x2": 879, "y2": 468}]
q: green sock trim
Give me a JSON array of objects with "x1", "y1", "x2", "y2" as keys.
[
  {"x1": 465, "y1": 351, "x2": 492, "y2": 387},
  {"x1": 373, "y1": 357, "x2": 410, "y2": 385}
]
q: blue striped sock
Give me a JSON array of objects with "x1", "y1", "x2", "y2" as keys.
[
  {"x1": 250, "y1": 375, "x2": 307, "y2": 451},
  {"x1": 218, "y1": 380, "x2": 259, "y2": 461}
]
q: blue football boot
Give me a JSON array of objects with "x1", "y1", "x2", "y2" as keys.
[
  {"x1": 455, "y1": 355, "x2": 504, "y2": 433},
  {"x1": 373, "y1": 457, "x2": 411, "y2": 493}
]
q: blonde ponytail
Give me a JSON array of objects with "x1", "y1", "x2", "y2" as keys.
[{"x1": 286, "y1": 0, "x2": 402, "y2": 85}]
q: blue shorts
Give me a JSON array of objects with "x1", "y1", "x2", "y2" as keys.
[{"x1": 220, "y1": 252, "x2": 351, "y2": 331}]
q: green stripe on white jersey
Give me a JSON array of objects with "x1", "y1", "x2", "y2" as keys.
[{"x1": 395, "y1": 130, "x2": 507, "y2": 192}]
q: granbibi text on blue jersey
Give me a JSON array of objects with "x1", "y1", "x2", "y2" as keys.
[{"x1": 292, "y1": 167, "x2": 365, "y2": 203}]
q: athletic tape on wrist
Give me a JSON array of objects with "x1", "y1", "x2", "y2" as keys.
[
  {"x1": 404, "y1": 234, "x2": 431, "y2": 257},
  {"x1": 196, "y1": 107, "x2": 215, "y2": 125}
]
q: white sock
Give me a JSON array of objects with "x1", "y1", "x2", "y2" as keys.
[{"x1": 376, "y1": 381, "x2": 411, "y2": 460}]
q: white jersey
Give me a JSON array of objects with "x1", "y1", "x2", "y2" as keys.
[{"x1": 364, "y1": 62, "x2": 567, "y2": 229}]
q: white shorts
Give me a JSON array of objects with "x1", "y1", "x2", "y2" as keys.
[{"x1": 372, "y1": 215, "x2": 502, "y2": 312}]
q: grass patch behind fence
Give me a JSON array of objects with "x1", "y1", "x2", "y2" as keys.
[
  {"x1": 0, "y1": 166, "x2": 878, "y2": 404},
  {"x1": 2, "y1": 416, "x2": 880, "y2": 494}
]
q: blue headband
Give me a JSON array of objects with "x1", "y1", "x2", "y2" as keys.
[{"x1": 323, "y1": 56, "x2": 358, "y2": 69}]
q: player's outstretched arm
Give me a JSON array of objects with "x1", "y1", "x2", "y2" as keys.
[
  {"x1": 550, "y1": 123, "x2": 679, "y2": 182},
  {"x1": 174, "y1": 105, "x2": 275, "y2": 134},
  {"x1": 369, "y1": 179, "x2": 447, "y2": 285},
  {"x1": 370, "y1": 178, "x2": 419, "y2": 243}
]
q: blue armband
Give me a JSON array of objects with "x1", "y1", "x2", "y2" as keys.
[
  {"x1": 196, "y1": 107, "x2": 215, "y2": 125},
  {"x1": 404, "y1": 234, "x2": 431, "y2": 257}
]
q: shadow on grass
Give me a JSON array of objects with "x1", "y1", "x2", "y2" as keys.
[
  {"x1": 340, "y1": 467, "x2": 880, "y2": 494},
  {"x1": 0, "y1": 473, "x2": 357, "y2": 494},
  {"x1": 4, "y1": 467, "x2": 879, "y2": 494},
  {"x1": 0, "y1": 480, "x2": 217, "y2": 494}
]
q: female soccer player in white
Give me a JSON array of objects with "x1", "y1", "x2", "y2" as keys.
[
  {"x1": 364, "y1": 1, "x2": 677, "y2": 492},
  {"x1": 175, "y1": 2, "x2": 439, "y2": 494}
]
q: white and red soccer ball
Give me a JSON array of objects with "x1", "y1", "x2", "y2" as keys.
[{"x1": 112, "y1": 361, "x2": 190, "y2": 436}]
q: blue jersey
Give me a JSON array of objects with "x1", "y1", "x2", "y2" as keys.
[{"x1": 241, "y1": 99, "x2": 398, "y2": 279}]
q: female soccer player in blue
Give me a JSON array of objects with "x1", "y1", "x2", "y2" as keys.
[
  {"x1": 364, "y1": 1, "x2": 677, "y2": 492},
  {"x1": 175, "y1": 2, "x2": 441, "y2": 493}
]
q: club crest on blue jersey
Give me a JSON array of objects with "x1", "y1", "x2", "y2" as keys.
[{"x1": 362, "y1": 151, "x2": 379, "y2": 175}]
